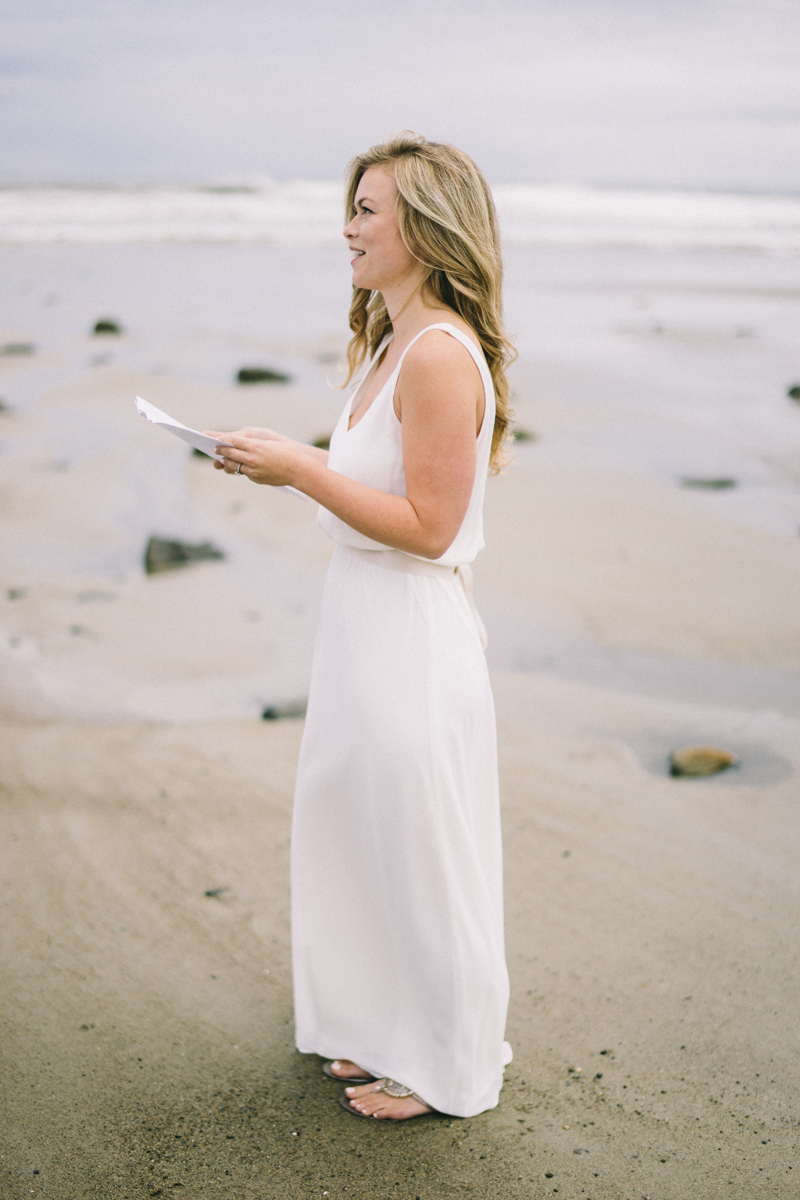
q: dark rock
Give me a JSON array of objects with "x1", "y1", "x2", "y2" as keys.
[
  {"x1": 236, "y1": 366, "x2": 291, "y2": 384},
  {"x1": 7, "y1": 588, "x2": 26, "y2": 600},
  {"x1": 144, "y1": 537, "x2": 225, "y2": 575},
  {"x1": 204, "y1": 887, "x2": 229, "y2": 898},
  {"x1": 512, "y1": 427, "x2": 537, "y2": 443},
  {"x1": 93, "y1": 318, "x2": 122, "y2": 335},
  {"x1": 670, "y1": 745, "x2": 738, "y2": 777},
  {"x1": 680, "y1": 477, "x2": 737, "y2": 490},
  {"x1": 261, "y1": 699, "x2": 307, "y2": 721},
  {"x1": 787, "y1": 384, "x2": 800, "y2": 401},
  {"x1": 0, "y1": 343, "x2": 36, "y2": 355},
  {"x1": 311, "y1": 434, "x2": 331, "y2": 450}
]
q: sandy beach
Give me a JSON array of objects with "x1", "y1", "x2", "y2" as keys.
[{"x1": 1, "y1": 219, "x2": 800, "y2": 1198}]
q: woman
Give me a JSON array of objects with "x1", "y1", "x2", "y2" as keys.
[{"x1": 211, "y1": 133, "x2": 515, "y2": 1120}]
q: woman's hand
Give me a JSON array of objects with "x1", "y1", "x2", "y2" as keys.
[
  {"x1": 208, "y1": 432, "x2": 304, "y2": 486},
  {"x1": 205, "y1": 426, "x2": 284, "y2": 444},
  {"x1": 205, "y1": 428, "x2": 329, "y2": 474}
]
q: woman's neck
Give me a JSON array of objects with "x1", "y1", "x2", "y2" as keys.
[{"x1": 383, "y1": 284, "x2": 453, "y2": 346}]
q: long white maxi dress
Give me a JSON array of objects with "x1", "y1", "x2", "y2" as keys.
[{"x1": 291, "y1": 322, "x2": 510, "y2": 1118}]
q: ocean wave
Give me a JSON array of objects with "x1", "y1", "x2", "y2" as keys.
[{"x1": 1, "y1": 182, "x2": 799, "y2": 252}]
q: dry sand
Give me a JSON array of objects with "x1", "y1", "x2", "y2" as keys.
[{"x1": 1, "y1": 342, "x2": 800, "y2": 1198}]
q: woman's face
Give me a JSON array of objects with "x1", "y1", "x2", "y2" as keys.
[{"x1": 344, "y1": 165, "x2": 422, "y2": 294}]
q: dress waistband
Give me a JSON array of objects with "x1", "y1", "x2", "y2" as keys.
[
  {"x1": 339, "y1": 544, "x2": 457, "y2": 578},
  {"x1": 335, "y1": 545, "x2": 488, "y2": 649}
]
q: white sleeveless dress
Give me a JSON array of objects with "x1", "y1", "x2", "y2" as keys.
[{"x1": 291, "y1": 323, "x2": 510, "y2": 1118}]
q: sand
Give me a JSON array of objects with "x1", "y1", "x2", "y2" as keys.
[{"x1": 2, "y1": 242, "x2": 800, "y2": 1198}]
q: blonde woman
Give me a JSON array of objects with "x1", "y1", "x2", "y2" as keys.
[{"x1": 212, "y1": 133, "x2": 515, "y2": 1120}]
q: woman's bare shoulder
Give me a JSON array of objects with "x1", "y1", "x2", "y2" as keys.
[
  {"x1": 400, "y1": 329, "x2": 479, "y2": 385},
  {"x1": 403, "y1": 320, "x2": 481, "y2": 372}
]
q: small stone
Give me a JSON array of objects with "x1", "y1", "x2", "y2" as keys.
[
  {"x1": 204, "y1": 887, "x2": 229, "y2": 898},
  {"x1": 0, "y1": 343, "x2": 36, "y2": 355},
  {"x1": 311, "y1": 434, "x2": 331, "y2": 450},
  {"x1": 93, "y1": 318, "x2": 122, "y2": 335},
  {"x1": 261, "y1": 699, "x2": 308, "y2": 721},
  {"x1": 787, "y1": 384, "x2": 800, "y2": 401},
  {"x1": 144, "y1": 537, "x2": 225, "y2": 575},
  {"x1": 545, "y1": 1172, "x2": 554, "y2": 1178},
  {"x1": 512, "y1": 428, "x2": 537, "y2": 443},
  {"x1": 670, "y1": 746, "x2": 738, "y2": 777},
  {"x1": 7, "y1": 588, "x2": 26, "y2": 600},
  {"x1": 236, "y1": 366, "x2": 291, "y2": 384},
  {"x1": 680, "y1": 477, "x2": 737, "y2": 490}
]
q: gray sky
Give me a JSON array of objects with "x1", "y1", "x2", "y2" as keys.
[{"x1": 1, "y1": 0, "x2": 798, "y2": 189}]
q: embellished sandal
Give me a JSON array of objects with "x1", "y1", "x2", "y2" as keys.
[
  {"x1": 323, "y1": 1060, "x2": 375, "y2": 1083},
  {"x1": 338, "y1": 1077, "x2": 434, "y2": 1119}
]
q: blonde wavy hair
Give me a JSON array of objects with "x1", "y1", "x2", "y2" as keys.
[{"x1": 343, "y1": 132, "x2": 516, "y2": 472}]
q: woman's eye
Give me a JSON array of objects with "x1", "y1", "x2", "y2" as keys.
[{"x1": 359, "y1": 205, "x2": 372, "y2": 215}]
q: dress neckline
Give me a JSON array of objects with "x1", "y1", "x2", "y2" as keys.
[
  {"x1": 347, "y1": 335, "x2": 393, "y2": 433},
  {"x1": 346, "y1": 322, "x2": 486, "y2": 435}
]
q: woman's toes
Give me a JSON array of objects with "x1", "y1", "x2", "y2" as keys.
[{"x1": 345, "y1": 1082, "x2": 375, "y2": 1097}]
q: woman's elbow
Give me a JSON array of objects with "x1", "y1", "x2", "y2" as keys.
[{"x1": 416, "y1": 529, "x2": 456, "y2": 560}]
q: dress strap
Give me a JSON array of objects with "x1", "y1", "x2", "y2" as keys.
[
  {"x1": 394, "y1": 323, "x2": 494, "y2": 437},
  {"x1": 395, "y1": 323, "x2": 485, "y2": 375}
]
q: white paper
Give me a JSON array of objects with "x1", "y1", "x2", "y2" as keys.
[
  {"x1": 135, "y1": 395, "x2": 233, "y2": 459},
  {"x1": 134, "y1": 396, "x2": 306, "y2": 499}
]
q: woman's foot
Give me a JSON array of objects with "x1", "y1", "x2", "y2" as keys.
[
  {"x1": 325, "y1": 1059, "x2": 374, "y2": 1081},
  {"x1": 343, "y1": 1080, "x2": 433, "y2": 1120}
]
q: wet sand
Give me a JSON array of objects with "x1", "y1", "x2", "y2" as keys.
[
  {"x1": 2, "y1": 242, "x2": 800, "y2": 1197},
  {"x1": 2, "y1": 686, "x2": 798, "y2": 1199}
]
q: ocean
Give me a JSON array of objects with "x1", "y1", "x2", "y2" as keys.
[{"x1": 2, "y1": 181, "x2": 800, "y2": 252}]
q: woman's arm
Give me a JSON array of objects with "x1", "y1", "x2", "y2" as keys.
[
  {"x1": 205, "y1": 426, "x2": 330, "y2": 465},
  {"x1": 214, "y1": 332, "x2": 483, "y2": 559}
]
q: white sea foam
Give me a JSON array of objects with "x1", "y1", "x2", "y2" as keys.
[{"x1": 1, "y1": 182, "x2": 799, "y2": 252}]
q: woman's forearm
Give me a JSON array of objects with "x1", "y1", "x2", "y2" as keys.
[{"x1": 290, "y1": 455, "x2": 452, "y2": 559}]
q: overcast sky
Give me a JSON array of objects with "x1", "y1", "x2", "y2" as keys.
[{"x1": 1, "y1": 0, "x2": 798, "y2": 190}]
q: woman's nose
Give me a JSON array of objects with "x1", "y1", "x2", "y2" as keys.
[{"x1": 343, "y1": 214, "x2": 358, "y2": 238}]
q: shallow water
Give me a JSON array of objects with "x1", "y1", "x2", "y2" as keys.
[{"x1": 1, "y1": 238, "x2": 799, "y2": 720}]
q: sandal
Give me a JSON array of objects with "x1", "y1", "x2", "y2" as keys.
[
  {"x1": 338, "y1": 1077, "x2": 434, "y2": 1119},
  {"x1": 323, "y1": 1060, "x2": 375, "y2": 1083}
]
